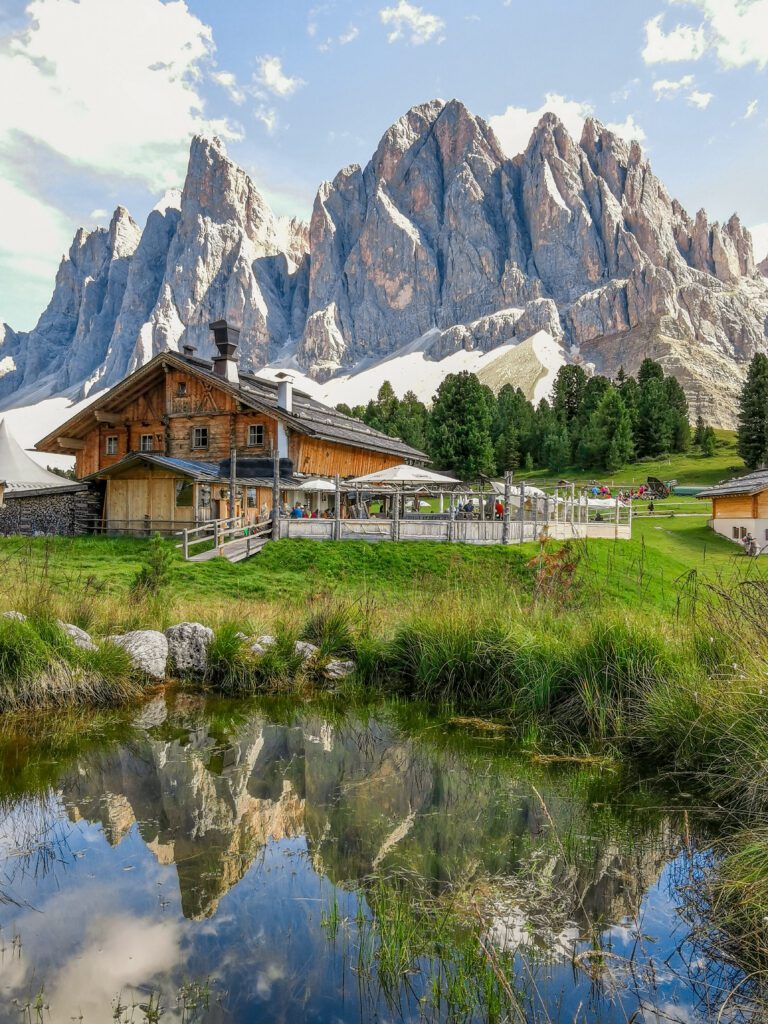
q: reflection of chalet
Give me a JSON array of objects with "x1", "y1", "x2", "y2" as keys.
[{"x1": 35, "y1": 322, "x2": 426, "y2": 533}]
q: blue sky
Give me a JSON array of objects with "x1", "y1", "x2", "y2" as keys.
[{"x1": 1, "y1": 0, "x2": 766, "y2": 331}]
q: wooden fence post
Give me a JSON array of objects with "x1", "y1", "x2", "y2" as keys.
[
  {"x1": 447, "y1": 494, "x2": 454, "y2": 543},
  {"x1": 519, "y1": 480, "x2": 526, "y2": 543},
  {"x1": 271, "y1": 449, "x2": 280, "y2": 540},
  {"x1": 392, "y1": 487, "x2": 400, "y2": 542},
  {"x1": 334, "y1": 475, "x2": 341, "y2": 540},
  {"x1": 502, "y1": 472, "x2": 511, "y2": 544}
]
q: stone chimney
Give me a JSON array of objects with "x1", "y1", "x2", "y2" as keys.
[
  {"x1": 182, "y1": 343, "x2": 197, "y2": 358},
  {"x1": 209, "y1": 319, "x2": 240, "y2": 384}
]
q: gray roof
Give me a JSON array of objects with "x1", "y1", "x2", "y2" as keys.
[
  {"x1": 190, "y1": 359, "x2": 426, "y2": 462},
  {"x1": 87, "y1": 453, "x2": 303, "y2": 487},
  {"x1": 696, "y1": 468, "x2": 768, "y2": 499}
]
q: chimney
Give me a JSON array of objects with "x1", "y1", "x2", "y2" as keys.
[
  {"x1": 275, "y1": 371, "x2": 294, "y2": 413},
  {"x1": 209, "y1": 319, "x2": 240, "y2": 384},
  {"x1": 182, "y1": 344, "x2": 196, "y2": 358},
  {"x1": 275, "y1": 372, "x2": 294, "y2": 458}
]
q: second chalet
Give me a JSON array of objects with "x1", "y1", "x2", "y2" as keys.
[{"x1": 35, "y1": 321, "x2": 427, "y2": 533}]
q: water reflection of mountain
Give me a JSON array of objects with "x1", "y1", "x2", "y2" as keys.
[{"x1": 60, "y1": 698, "x2": 679, "y2": 931}]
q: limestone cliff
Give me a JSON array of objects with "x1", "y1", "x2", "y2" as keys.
[{"x1": 1, "y1": 101, "x2": 765, "y2": 427}]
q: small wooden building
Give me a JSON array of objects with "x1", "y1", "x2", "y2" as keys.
[
  {"x1": 35, "y1": 322, "x2": 426, "y2": 534},
  {"x1": 697, "y1": 469, "x2": 768, "y2": 554}
]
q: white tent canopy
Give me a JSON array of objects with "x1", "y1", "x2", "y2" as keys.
[
  {"x1": 0, "y1": 419, "x2": 74, "y2": 492},
  {"x1": 347, "y1": 464, "x2": 460, "y2": 487}
]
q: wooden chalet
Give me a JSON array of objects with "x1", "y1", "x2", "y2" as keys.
[
  {"x1": 697, "y1": 468, "x2": 768, "y2": 554},
  {"x1": 35, "y1": 321, "x2": 427, "y2": 534}
]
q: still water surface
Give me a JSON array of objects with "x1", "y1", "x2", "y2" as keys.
[{"x1": 0, "y1": 694, "x2": 745, "y2": 1022}]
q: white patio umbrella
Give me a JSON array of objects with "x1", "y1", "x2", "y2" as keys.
[
  {"x1": 296, "y1": 477, "x2": 337, "y2": 492},
  {"x1": 346, "y1": 464, "x2": 460, "y2": 486}
]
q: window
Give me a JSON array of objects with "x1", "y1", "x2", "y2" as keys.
[
  {"x1": 177, "y1": 381, "x2": 187, "y2": 396},
  {"x1": 140, "y1": 434, "x2": 154, "y2": 452},
  {"x1": 248, "y1": 423, "x2": 265, "y2": 447},
  {"x1": 247, "y1": 487, "x2": 256, "y2": 508},
  {"x1": 192, "y1": 426, "x2": 209, "y2": 449},
  {"x1": 175, "y1": 481, "x2": 193, "y2": 507},
  {"x1": 105, "y1": 436, "x2": 118, "y2": 455},
  {"x1": 733, "y1": 526, "x2": 747, "y2": 540}
]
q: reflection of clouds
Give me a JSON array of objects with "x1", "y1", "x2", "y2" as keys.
[
  {"x1": 7, "y1": 915, "x2": 181, "y2": 1022},
  {"x1": 255, "y1": 961, "x2": 286, "y2": 999},
  {"x1": 487, "y1": 905, "x2": 580, "y2": 959}
]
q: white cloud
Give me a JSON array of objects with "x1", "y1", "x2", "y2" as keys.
[
  {"x1": 652, "y1": 74, "x2": 695, "y2": 98},
  {"x1": 489, "y1": 93, "x2": 646, "y2": 157},
  {"x1": 605, "y1": 114, "x2": 648, "y2": 143},
  {"x1": 644, "y1": 2, "x2": 768, "y2": 70},
  {"x1": 379, "y1": 1, "x2": 445, "y2": 45},
  {"x1": 489, "y1": 93, "x2": 593, "y2": 156},
  {"x1": 0, "y1": 0, "x2": 238, "y2": 192},
  {"x1": 89, "y1": 208, "x2": 109, "y2": 220},
  {"x1": 688, "y1": 88, "x2": 713, "y2": 108},
  {"x1": 211, "y1": 70, "x2": 246, "y2": 105},
  {"x1": 749, "y1": 222, "x2": 768, "y2": 261},
  {"x1": 685, "y1": 0, "x2": 768, "y2": 69},
  {"x1": 642, "y1": 13, "x2": 707, "y2": 63},
  {"x1": 339, "y1": 25, "x2": 360, "y2": 44},
  {"x1": 318, "y1": 24, "x2": 361, "y2": 51},
  {"x1": 652, "y1": 74, "x2": 712, "y2": 109},
  {"x1": 255, "y1": 55, "x2": 305, "y2": 97},
  {"x1": 254, "y1": 105, "x2": 278, "y2": 134},
  {"x1": 744, "y1": 98, "x2": 759, "y2": 118}
]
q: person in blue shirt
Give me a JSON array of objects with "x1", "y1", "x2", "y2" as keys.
[{"x1": 290, "y1": 503, "x2": 304, "y2": 519}]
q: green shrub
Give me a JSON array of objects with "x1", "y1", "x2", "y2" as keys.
[{"x1": 130, "y1": 533, "x2": 174, "y2": 598}]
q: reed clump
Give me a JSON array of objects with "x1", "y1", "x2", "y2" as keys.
[{"x1": 0, "y1": 614, "x2": 139, "y2": 711}]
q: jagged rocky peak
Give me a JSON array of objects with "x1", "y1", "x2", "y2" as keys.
[{"x1": 1, "y1": 100, "x2": 766, "y2": 429}]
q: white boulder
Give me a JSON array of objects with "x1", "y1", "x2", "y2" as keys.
[
  {"x1": 57, "y1": 620, "x2": 98, "y2": 651},
  {"x1": 106, "y1": 630, "x2": 168, "y2": 680},
  {"x1": 165, "y1": 622, "x2": 214, "y2": 675},
  {"x1": 1, "y1": 611, "x2": 26, "y2": 621},
  {"x1": 294, "y1": 640, "x2": 319, "y2": 662},
  {"x1": 250, "y1": 634, "x2": 277, "y2": 656},
  {"x1": 325, "y1": 659, "x2": 356, "y2": 680}
]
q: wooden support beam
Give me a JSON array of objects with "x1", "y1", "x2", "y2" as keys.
[
  {"x1": 57, "y1": 436, "x2": 85, "y2": 450},
  {"x1": 94, "y1": 410, "x2": 124, "y2": 425}
]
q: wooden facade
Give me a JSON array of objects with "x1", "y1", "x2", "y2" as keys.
[
  {"x1": 36, "y1": 344, "x2": 425, "y2": 533},
  {"x1": 712, "y1": 493, "x2": 768, "y2": 520},
  {"x1": 698, "y1": 471, "x2": 768, "y2": 554}
]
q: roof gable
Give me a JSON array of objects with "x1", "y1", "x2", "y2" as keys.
[{"x1": 36, "y1": 350, "x2": 427, "y2": 463}]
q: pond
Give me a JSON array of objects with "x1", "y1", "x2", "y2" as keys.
[{"x1": 0, "y1": 694, "x2": 751, "y2": 1023}]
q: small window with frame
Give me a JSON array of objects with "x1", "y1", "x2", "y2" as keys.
[
  {"x1": 140, "y1": 434, "x2": 154, "y2": 452},
  {"x1": 192, "y1": 426, "x2": 209, "y2": 449},
  {"x1": 247, "y1": 487, "x2": 256, "y2": 508},
  {"x1": 177, "y1": 380, "x2": 187, "y2": 396},
  {"x1": 105, "y1": 436, "x2": 118, "y2": 455},
  {"x1": 248, "y1": 424, "x2": 264, "y2": 447}
]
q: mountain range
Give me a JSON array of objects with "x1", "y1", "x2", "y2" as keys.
[{"x1": 1, "y1": 98, "x2": 767, "y2": 429}]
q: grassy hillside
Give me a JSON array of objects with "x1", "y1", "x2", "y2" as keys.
[
  {"x1": 0, "y1": 495, "x2": 764, "y2": 629},
  {"x1": 523, "y1": 429, "x2": 743, "y2": 488}
]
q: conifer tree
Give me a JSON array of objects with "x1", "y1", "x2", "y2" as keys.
[
  {"x1": 737, "y1": 353, "x2": 768, "y2": 470},
  {"x1": 578, "y1": 387, "x2": 634, "y2": 470},
  {"x1": 428, "y1": 371, "x2": 496, "y2": 478}
]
